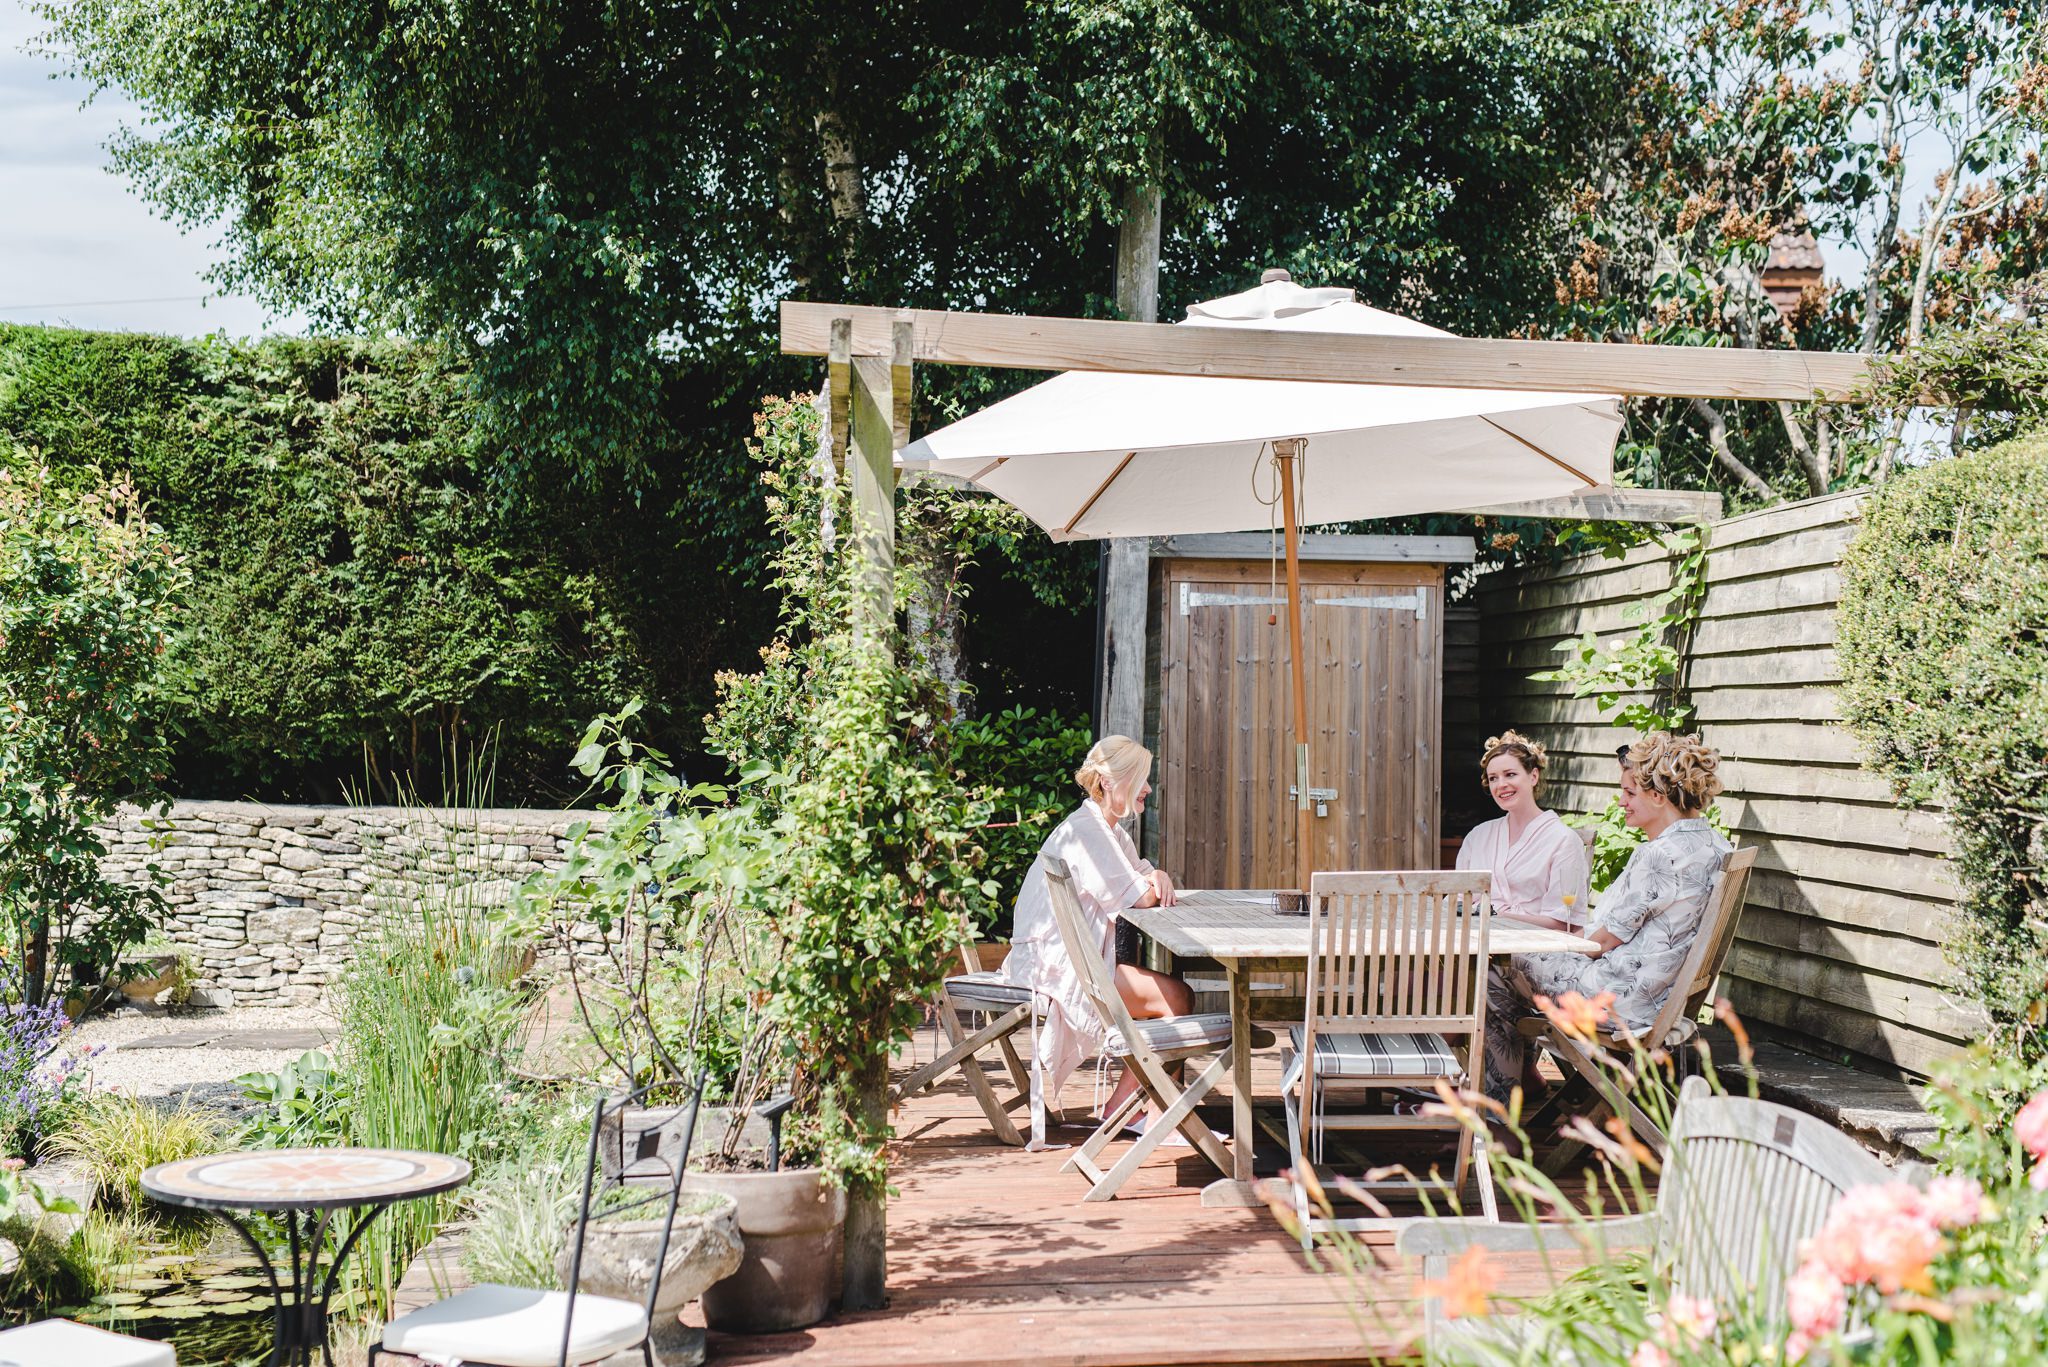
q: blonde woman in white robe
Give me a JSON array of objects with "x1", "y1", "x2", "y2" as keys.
[
  {"x1": 1455, "y1": 730, "x2": 1591, "y2": 932},
  {"x1": 1001, "y1": 736, "x2": 1191, "y2": 1148}
]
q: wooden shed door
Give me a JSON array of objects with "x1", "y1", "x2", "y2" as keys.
[{"x1": 1158, "y1": 559, "x2": 1443, "y2": 889}]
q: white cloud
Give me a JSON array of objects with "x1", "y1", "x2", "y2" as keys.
[{"x1": 0, "y1": 0, "x2": 310, "y2": 338}]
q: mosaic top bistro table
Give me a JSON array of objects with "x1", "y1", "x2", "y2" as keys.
[
  {"x1": 142, "y1": 1147, "x2": 471, "y2": 1367},
  {"x1": 1122, "y1": 889, "x2": 1600, "y2": 1207}
]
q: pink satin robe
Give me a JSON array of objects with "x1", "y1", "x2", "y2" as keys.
[{"x1": 1455, "y1": 808, "x2": 1592, "y2": 929}]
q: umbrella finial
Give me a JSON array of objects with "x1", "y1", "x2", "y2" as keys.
[{"x1": 1260, "y1": 268, "x2": 1292, "y2": 284}]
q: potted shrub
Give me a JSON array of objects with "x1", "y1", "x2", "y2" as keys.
[{"x1": 522, "y1": 709, "x2": 848, "y2": 1334}]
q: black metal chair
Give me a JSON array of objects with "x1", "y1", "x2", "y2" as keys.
[{"x1": 373, "y1": 1074, "x2": 710, "y2": 1367}]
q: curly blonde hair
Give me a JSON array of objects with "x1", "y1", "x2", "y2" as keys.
[
  {"x1": 1075, "y1": 735, "x2": 1152, "y2": 811},
  {"x1": 1622, "y1": 732, "x2": 1724, "y2": 814},
  {"x1": 1479, "y1": 730, "x2": 1547, "y2": 793}
]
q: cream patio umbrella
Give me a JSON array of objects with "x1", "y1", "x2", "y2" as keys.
[{"x1": 899, "y1": 274, "x2": 1624, "y2": 889}]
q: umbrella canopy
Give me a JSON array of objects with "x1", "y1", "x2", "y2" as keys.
[{"x1": 898, "y1": 278, "x2": 1623, "y2": 537}]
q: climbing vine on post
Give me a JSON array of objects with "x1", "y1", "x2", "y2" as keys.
[{"x1": 1530, "y1": 526, "x2": 1713, "y2": 887}]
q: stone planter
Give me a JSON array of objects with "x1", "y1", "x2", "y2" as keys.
[
  {"x1": 120, "y1": 954, "x2": 183, "y2": 1001},
  {"x1": 685, "y1": 1166, "x2": 845, "y2": 1334},
  {"x1": 556, "y1": 1190, "x2": 742, "y2": 1367}
]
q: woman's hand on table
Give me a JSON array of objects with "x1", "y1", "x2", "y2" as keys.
[{"x1": 1149, "y1": 869, "x2": 1177, "y2": 907}]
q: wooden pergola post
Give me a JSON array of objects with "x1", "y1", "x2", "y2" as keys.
[{"x1": 829, "y1": 315, "x2": 913, "y2": 1311}]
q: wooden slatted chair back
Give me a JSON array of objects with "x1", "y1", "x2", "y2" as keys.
[
  {"x1": 1638, "y1": 846, "x2": 1758, "y2": 1048},
  {"x1": 1656, "y1": 1075, "x2": 1909, "y2": 1324},
  {"x1": 1041, "y1": 857, "x2": 1140, "y2": 1045},
  {"x1": 1305, "y1": 871, "x2": 1493, "y2": 1036}
]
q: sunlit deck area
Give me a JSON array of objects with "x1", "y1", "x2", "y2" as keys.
[{"x1": 695, "y1": 1042, "x2": 1580, "y2": 1367}]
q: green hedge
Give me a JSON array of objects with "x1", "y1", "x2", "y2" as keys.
[
  {"x1": 1836, "y1": 433, "x2": 2048, "y2": 1053},
  {"x1": 0, "y1": 325, "x2": 777, "y2": 803}
]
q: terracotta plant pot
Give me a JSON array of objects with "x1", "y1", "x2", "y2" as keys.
[
  {"x1": 557, "y1": 1190, "x2": 743, "y2": 1367},
  {"x1": 685, "y1": 1166, "x2": 845, "y2": 1334}
]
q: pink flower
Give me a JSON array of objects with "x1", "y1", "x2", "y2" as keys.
[
  {"x1": 1804, "y1": 1183, "x2": 1943, "y2": 1292},
  {"x1": 1862, "y1": 1217, "x2": 1942, "y2": 1294},
  {"x1": 1921, "y1": 1175, "x2": 1985, "y2": 1229},
  {"x1": 1661, "y1": 1293, "x2": 1719, "y2": 1344},
  {"x1": 1629, "y1": 1341, "x2": 1671, "y2": 1367},
  {"x1": 2014, "y1": 1089, "x2": 2048, "y2": 1160},
  {"x1": 1786, "y1": 1261, "x2": 1848, "y2": 1338},
  {"x1": 1785, "y1": 1330, "x2": 1816, "y2": 1362}
]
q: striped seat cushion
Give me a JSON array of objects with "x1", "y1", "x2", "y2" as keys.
[
  {"x1": 944, "y1": 970, "x2": 1035, "y2": 1012},
  {"x1": 1105, "y1": 1012, "x2": 1234, "y2": 1057},
  {"x1": 1286, "y1": 1026, "x2": 1460, "y2": 1079}
]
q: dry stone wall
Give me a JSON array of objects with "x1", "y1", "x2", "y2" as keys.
[{"x1": 97, "y1": 801, "x2": 591, "y2": 1006}]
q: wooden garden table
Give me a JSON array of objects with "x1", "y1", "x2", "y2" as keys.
[{"x1": 1122, "y1": 889, "x2": 1599, "y2": 1208}]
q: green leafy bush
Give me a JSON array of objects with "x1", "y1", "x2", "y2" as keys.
[
  {"x1": 0, "y1": 455, "x2": 188, "y2": 1006},
  {"x1": 706, "y1": 395, "x2": 997, "y2": 1201},
  {"x1": 1835, "y1": 433, "x2": 2048, "y2": 1053},
  {"x1": 947, "y1": 705, "x2": 1092, "y2": 913},
  {"x1": 233, "y1": 1049, "x2": 351, "y2": 1149},
  {"x1": 0, "y1": 325, "x2": 774, "y2": 803}
]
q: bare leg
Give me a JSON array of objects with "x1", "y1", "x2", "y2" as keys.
[{"x1": 1103, "y1": 965, "x2": 1193, "y2": 1120}]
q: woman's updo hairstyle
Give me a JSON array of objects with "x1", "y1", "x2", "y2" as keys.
[
  {"x1": 1075, "y1": 735, "x2": 1153, "y2": 812},
  {"x1": 1621, "y1": 732, "x2": 1724, "y2": 814},
  {"x1": 1479, "y1": 729, "x2": 1547, "y2": 794}
]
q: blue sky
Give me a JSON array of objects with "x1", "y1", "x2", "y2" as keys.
[{"x1": 1, "y1": 0, "x2": 307, "y2": 338}]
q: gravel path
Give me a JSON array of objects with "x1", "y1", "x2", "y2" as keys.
[{"x1": 69, "y1": 1004, "x2": 338, "y2": 1109}]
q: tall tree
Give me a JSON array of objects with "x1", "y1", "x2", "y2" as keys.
[
  {"x1": 39, "y1": 0, "x2": 1639, "y2": 485},
  {"x1": 1547, "y1": 0, "x2": 2048, "y2": 502}
]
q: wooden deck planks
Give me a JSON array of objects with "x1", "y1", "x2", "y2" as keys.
[{"x1": 695, "y1": 1042, "x2": 1581, "y2": 1367}]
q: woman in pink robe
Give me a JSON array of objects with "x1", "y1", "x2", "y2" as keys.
[{"x1": 1455, "y1": 730, "x2": 1591, "y2": 930}]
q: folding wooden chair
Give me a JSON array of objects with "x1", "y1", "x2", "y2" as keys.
[
  {"x1": 1283, "y1": 870, "x2": 1499, "y2": 1239},
  {"x1": 1529, "y1": 845, "x2": 1759, "y2": 1169},
  {"x1": 1041, "y1": 857, "x2": 1243, "y2": 1201},
  {"x1": 890, "y1": 937, "x2": 1042, "y2": 1146}
]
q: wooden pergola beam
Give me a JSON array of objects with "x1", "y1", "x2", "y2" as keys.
[
  {"x1": 782, "y1": 301, "x2": 1873, "y2": 403},
  {"x1": 1458, "y1": 488, "x2": 1725, "y2": 523}
]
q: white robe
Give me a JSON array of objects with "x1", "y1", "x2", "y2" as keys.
[
  {"x1": 1001, "y1": 800, "x2": 1153, "y2": 1144},
  {"x1": 1456, "y1": 808, "x2": 1592, "y2": 929}
]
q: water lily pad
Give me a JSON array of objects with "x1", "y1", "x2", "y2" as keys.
[
  {"x1": 93, "y1": 1292, "x2": 148, "y2": 1307},
  {"x1": 200, "y1": 1274, "x2": 267, "y2": 1290},
  {"x1": 139, "y1": 1254, "x2": 196, "y2": 1268},
  {"x1": 144, "y1": 1306, "x2": 209, "y2": 1321},
  {"x1": 150, "y1": 1294, "x2": 201, "y2": 1308},
  {"x1": 120, "y1": 1278, "x2": 175, "y2": 1291},
  {"x1": 197, "y1": 1289, "x2": 252, "y2": 1304}
]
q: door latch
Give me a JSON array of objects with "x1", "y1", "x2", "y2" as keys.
[{"x1": 1288, "y1": 785, "x2": 1338, "y2": 817}]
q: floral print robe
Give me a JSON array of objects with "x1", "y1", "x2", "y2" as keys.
[{"x1": 1484, "y1": 817, "x2": 1730, "y2": 1100}]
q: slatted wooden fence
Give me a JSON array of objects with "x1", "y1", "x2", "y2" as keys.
[{"x1": 1454, "y1": 490, "x2": 1985, "y2": 1077}]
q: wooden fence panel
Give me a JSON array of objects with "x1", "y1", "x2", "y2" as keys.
[{"x1": 1457, "y1": 490, "x2": 1974, "y2": 1075}]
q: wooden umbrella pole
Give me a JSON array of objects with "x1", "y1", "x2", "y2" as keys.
[{"x1": 1274, "y1": 438, "x2": 1312, "y2": 894}]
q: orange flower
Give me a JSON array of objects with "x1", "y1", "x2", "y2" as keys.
[
  {"x1": 1416, "y1": 1245, "x2": 1500, "y2": 1319},
  {"x1": 1605, "y1": 1113, "x2": 1663, "y2": 1174},
  {"x1": 1535, "y1": 989, "x2": 1615, "y2": 1040}
]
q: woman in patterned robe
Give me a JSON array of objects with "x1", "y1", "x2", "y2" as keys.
[{"x1": 1482, "y1": 732, "x2": 1731, "y2": 1104}]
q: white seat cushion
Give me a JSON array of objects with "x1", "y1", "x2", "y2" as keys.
[
  {"x1": 1105, "y1": 1012, "x2": 1234, "y2": 1057},
  {"x1": 944, "y1": 970, "x2": 1034, "y2": 1011},
  {"x1": 0, "y1": 1319, "x2": 175, "y2": 1367},
  {"x1": 1286, "y1": 1027, "x2": 1461, "y2": 1079},
  {"x1": 382, "y1": 1284, "x2": 647, "y2": 1367}
]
